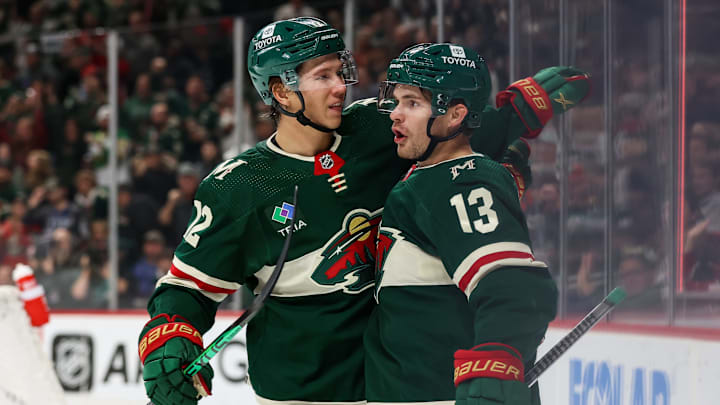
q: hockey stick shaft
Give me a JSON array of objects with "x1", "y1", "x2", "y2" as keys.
[
  {"x1": 147, "y1": 186, "x2": 298, "y2": 405},
  {"x1": 184, "y1": 185, "x2": 299, "y2": 376},
  {"x1": 525, "y1": 287, "x2": 626, "y2": 387}
]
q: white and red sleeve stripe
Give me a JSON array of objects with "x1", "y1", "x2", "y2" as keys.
[
  {"x1": 156, "y1": 256, "x2": 242, "y2": 302},
  {"x1": 452, "y1": 242, "x2": 547, "y2": 298}
]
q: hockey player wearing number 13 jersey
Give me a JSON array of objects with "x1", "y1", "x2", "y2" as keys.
[
  {"x1": 365, "y1": 44, "x2": 560, "y2": 405},
  {"x1": 138, "y1": 18, "x2": 588, "y2": 405}
]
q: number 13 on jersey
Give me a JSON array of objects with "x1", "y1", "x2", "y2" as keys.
[{"x1": 449, "y1": 187, "x2": 498, "y2": 234}]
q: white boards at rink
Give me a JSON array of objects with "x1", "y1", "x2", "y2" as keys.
[
  {"x1": 41, "y1": 312, "x2": 720, "y2": 405},
  {"x1": 43, "y1": 312, "x2": 256, "y2": 405}
]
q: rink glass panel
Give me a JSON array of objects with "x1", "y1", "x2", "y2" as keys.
[
  {"x1": 510, "y1": 0, "x2": 687, "y2": 325},
  {"x1": 675, "y1": 0, "x2": 720, "y2": 328}
]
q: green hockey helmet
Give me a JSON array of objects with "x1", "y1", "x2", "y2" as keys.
[
  {"x1": 248, "y1": 17, "x2": 358, "y2": 105},
  {"x1": 378, "y1": 43, "x2": 490, "y2": 128}
]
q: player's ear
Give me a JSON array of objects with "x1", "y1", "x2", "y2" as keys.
[
  {"x1": 270, "y1": 78, "x2": 293, "y2": 108},
  {"x1": 449, "y1": 103, "x2": 469, "y2": 128}
]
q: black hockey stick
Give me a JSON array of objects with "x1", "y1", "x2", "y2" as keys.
[
  {"x1": 525, "y1": 287, "x2": 626, "y2": 387},
  {"x1": 148, "y1": 185, "x2": 299, "y2": 404}
]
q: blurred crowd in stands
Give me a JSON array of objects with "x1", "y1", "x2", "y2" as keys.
[
  {"x1": 0, "y1": 0, "x2": 718, "y2": 323},
  {"x1": 0, "y1": 0, "x2": 512, "y2": 309}
]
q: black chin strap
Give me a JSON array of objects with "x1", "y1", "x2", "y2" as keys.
[
  {"x1": 274, "y1": 91, "x2": 338, "y2": 133},
  {"x1": 417, "y1": 117, "x2": 466, "y2": 162}
]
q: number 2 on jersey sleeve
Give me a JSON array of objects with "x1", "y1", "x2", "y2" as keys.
[
  {"x1": 449, "y1": 187, "x2": 499, "y2": 234},
  {"x1": 183, "y1": 200, "x2": 214, "y2": 248}
]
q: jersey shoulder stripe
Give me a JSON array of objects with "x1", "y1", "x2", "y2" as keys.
[
  {"x1": 452, "y1": 242, "x2": 547, "y2": 297},
  {"x1": 157, "y1": 256, "x2": 242, "y2": 302}
]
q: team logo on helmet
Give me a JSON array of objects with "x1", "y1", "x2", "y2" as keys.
[
  {"x1": 450, "y1": 45, "x2": 466, "y2": 58},
  {"x1": 311, "y1": 209, "x2": 382, "y2": 294},
  {"x1": 261, "y1": 24, "x2": 276, "y2": 39}
]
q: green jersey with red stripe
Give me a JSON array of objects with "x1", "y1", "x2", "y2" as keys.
[
  {"x1": 151, "y1": 98, "x2": 406, "y2": 403},
  {"x1": 364, "y1": 154, "x2": 556, "y2": 404},
  {"x1": 145, "y1": 98, "x2": 532, "y2": 404}
]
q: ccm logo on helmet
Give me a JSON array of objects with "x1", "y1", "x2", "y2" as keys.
[
  {"x1": 440, "y1": 56, "x2": 476, "y2": 68},
  {"x1": 255, "y1": 35, "x2": 282, "y2": 50}
]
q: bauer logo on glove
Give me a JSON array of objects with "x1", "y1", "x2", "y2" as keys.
[{"x1": 497, "y1": 66, "x2": 590, "y2": 138}]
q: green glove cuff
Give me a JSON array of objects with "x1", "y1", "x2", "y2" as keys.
[{"x1": 456, "y1": 378, "x2": 532, "y2": 405}]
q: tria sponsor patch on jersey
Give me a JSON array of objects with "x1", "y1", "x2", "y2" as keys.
[
  {"x1": 271, "y1": 202, "x2": 295, "y2": 224},
  {"x1": 271, "y1": 201, "x2": 308, "y2": 236},
  {"x1": 314, "y1": 150, "x2": 348, "y2": 193},
  {"x1": 312, "y1": 208, "x2": 382, "y2": 293}
]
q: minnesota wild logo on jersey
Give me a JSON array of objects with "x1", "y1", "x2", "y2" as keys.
[
  {"x1": 312, "y1": 208, "x2": 382, "y2": 293},
  {"x1": 375, "y1": 228, "x2": 397, "y2": 274},
  {"x1": 374, "y1": 227, "x2": 399, "y2": 299}
]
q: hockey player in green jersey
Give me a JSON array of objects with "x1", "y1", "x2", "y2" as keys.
[
  {"x1": 138, "y1": 17, "x2": 588, "y2": 405},
  {"x1": 365, "y1": 43, "x2": 560, "y2": 405}
]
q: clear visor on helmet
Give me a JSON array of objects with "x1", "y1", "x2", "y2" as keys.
[
  {"x1": 377, "y1": 81, "x2": 434, "y2": 115},
  {"x1": 377, "y1": 81, "x2": 400, "y2": 113},
  {"x1": 291, "y1": 50, "x2": 359, "y2": 92}
]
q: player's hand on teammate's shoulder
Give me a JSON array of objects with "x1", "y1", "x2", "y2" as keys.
[
  {"x1": 497, "y1": 66, "x2": 591, "y2": 138},
  {"x1": 500, "y1": 138, "x2": 532, "y2": 200}
]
